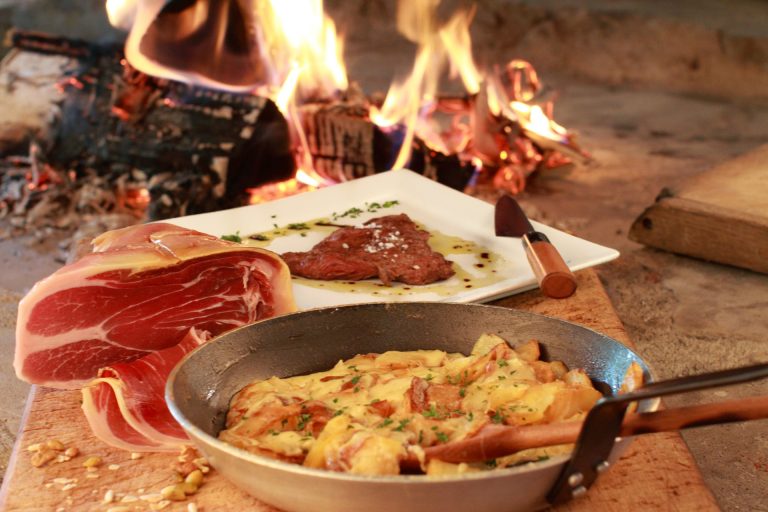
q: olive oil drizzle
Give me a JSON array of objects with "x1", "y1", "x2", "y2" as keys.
[{"x1": 244, "y1": 217, "x2": 507, "y2": 297}]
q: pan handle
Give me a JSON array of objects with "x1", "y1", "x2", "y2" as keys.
[{"x1": 547, "y1": 362, "x2": 768, "y2": 505}]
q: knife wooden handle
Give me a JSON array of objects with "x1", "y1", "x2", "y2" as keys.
[{"x1": 523, "y1": 233, "x2": 577, "y2": 299}]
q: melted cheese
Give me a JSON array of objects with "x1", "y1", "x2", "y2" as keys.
[{"x1": 220, "y1": 335, "x2": 603, "y2": 476}]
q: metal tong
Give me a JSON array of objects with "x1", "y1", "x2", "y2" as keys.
[{"x1": 548, "y1": 362, "x2": 768, "y2": 504}]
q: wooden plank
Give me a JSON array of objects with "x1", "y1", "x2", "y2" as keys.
[
  {"x1": 0, "y1": 269, "x2": 718, "y2": 511},
  {"x1": 630, "y1": 143, "x2": 768, "y2": 274}
]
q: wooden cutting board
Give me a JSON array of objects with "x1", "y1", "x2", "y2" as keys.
[
  {"x1": 0, "y1": 270, "x2": 719, "y2": 511},
  {"x1": 629, "y1": 143, "x2": 768, "y2": 274}
]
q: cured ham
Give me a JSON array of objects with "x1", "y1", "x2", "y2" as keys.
[
  {"x1": 15, "y1": 222, "x2": 295, "y2": 388},
  {"x1": 81, "y1": 328, "x2": 209, "y2": 452}
]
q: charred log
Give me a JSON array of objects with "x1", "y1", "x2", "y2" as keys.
[
  {"x1": 6, "y1": 30, "x2": 295, "y2": 220},
  {"x1": 300, "y1": 100, "x2": 474, "y2": 190}
]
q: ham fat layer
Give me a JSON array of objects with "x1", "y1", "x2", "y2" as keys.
[{"x1": 15, "y1": 222, "x2": 296, "y2": 388}]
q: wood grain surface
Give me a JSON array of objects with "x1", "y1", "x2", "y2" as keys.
[
  {"x1": 0, "y1": 269, "x2": 719, "y2": 511},
  {"x1": 629, "y1": 143, "x2": 768, "y2": 274}
]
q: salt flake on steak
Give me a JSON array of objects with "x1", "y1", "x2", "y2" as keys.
[
  {"x1": 15, "y1": 222, "x2": 295, "y2": 388},
  {"x1": 281, "y1": 214, "x2": 454, "y2": 286}
]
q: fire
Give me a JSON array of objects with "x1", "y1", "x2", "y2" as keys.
[{"x1": 106, "y1": 0, "x2": 587, "y2": 205}]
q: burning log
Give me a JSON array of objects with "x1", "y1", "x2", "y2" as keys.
[
  {"x1": 298, "y1": 91, "x2": 476, "y2": 191},
  {"x1": 2, "y1": 30, "x2": 295, "y2": 221}
]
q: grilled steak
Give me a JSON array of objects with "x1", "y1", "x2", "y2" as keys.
[{"x1": 282, "y1": 214, "x2": 454, "y2": 285}]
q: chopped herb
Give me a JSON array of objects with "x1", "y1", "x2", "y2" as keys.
[
  {"x1": 347, "y1": 365, "x2": 358, "y2": 371},
  {"x1": 353, "y1": 386, "x2": 360, "y2": 393},
  {"x1": 458, "y1": 387, "x2": 466, "y2": 398},
  {"x1": 425, "y1": 373, "x2": 434, "y2": 381},
  {"x1": 422, "y1": 405, "x2": 440, "y2": 419},
  {"x1": 350, "y1": 375, "x2": 361, "y2": 385},
  {"x1": 333, "y1": 207, "x2": 364, "y2": 220},
  {"x1": 498, "y1": 375, "x2": 507, "y2": 381},
  {"x1": 248, "y1": 233, "x2": 270, "y2": 241},
  {"x1": 270, "y1": 214, "x2": 277, "y2": 218},
  {"x1": 394, "y1": 419, "x2": 410, "y2": 432},
  {"x1": 300, "y1": 232, "x2": 307, "y2": 237},
  {"x1": 332, "y1": 409, "x2": 345, "y2": 417},
  {"x1": 491, "y1": 410, "x2": 505, "y2": 424},
  {"x1": 466, "y1": 411, "x2": 474, "y2": 421},
  {"x1": 536, "y1": 455, "x2": 551, "y2": 462},
  {"x1": 368, "y1": 398, "x2": 381, "y2": 405},
  {"x1": 382, "y1": 200, "x2": 399, "y2": 208},
  {"x1": 296, "y1": 413, "x2": 312, "y2": 431},
  {"x1": 485, "y1": 459, "x2": 498, "y2": 468},
  {"x1": 435, "y1": 431, "x2": 449, "y2": 443},
  {"x1": 221, "y1": 232, "x2": 242, "y2": 243},
  {"x1": 378, "y1": 418, "x2": 394, "y2": 428},
  {"x1": 287, "y1": 222, "x2": 310, "y2": 230},
  {"x1": 497, "y1": 359, "x2": 509, "y2": 367},
  {"x1": 332, "y1": 398, "x2": 339, "y2": 403},
  {"x1": 267, "y1": 429, "x2": 279, "y2": 436}
]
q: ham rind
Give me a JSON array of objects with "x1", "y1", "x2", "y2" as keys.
[
  {"x1": 15, "y1": 222, "x2": 295, "y2": 388},
  {"x1": 81, "y1": 328, "x2": 209, "y2": 452}
]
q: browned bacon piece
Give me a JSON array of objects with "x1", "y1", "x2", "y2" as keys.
[{"x1": 281, "y1": 214, "x2": 454, "y2": 285}]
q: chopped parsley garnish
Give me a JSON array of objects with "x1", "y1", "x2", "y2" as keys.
[
  {"x1": 435, "y1": 431, "x2": 449, "y2": 443},
  {"x1": 424, "y1": 373, "x2": 434, "y2": 381},
  {"x1": 458, "y1": 387, "x2": 467, "y2": 398},
  {"x1": 491, "y1": 410, "x2": 505, "y2": 424},
  {"x1": 368, "y1": 398, "x2": 381, "y2": 405},
  {"x1": 332, "y1": 397, "x2": 339, "y2": 403},
  {"x1": 498, "y1": 375, "x2": 507, "y2": 381},
  {"x1": 332, "y1": 409, "x2": 345, "y2": 417},
  {"x1": 333, "y1": 207, "x2": 364, "y2": 220},
  {"x1": 378, "y1": 418, "x2": 394, "y2": 428},
  {"x1": 287, "y1": 222, "x2": 310, "y2": 230},
  {"x1": 393, "y1": 419, "x2": 410, "y2": 432},
  {"x1": 497, "y1": 359, "x2": 509, "y2": 367},
  {"x1": 248, "y1": 233, "x2": 270, "y2": 241},
  {"x1": 221, "y1": 232, "x2": 242, "y2": 243},
  {"x1": 422, "y1": 405, "x2": 440, "y2": 418},
  {"x1": 296, "y1": 413, "x2": 312, "y2": 431},
  {"x1": 353, "y1": 386, "x2": 360, "y2": 393},
  {"x1": 466, "y1": 411, "x2": 474, "y2": 421},
  {"x1": 350, "y1": 375, "x2": 361, "y2": 385}
]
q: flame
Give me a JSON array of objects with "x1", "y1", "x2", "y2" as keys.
[
  {"x1": 368, "y1": 1, "x2": 587, "y2": 178},
  {"x1": 256, "y1": 0, "x2": 347, "y2": 100},
  {"x1": 106, "y1": 0, "x2": 137, "y2": 30},
  {"x1": 106, "y1": 0, "x2": 585, "y2": 206}
]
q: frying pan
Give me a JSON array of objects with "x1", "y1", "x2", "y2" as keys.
[{"x1": 166, "y1": 302, "x2": 658, "y2": 512}]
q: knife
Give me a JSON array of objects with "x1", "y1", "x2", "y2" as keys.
[{"x1": 494, "y1": 195, "x2": 577, "y2": 299}]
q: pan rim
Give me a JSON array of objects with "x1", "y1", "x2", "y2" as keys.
[{"x1": 166, "y1": 301, "x2": 658, "y2": 484}]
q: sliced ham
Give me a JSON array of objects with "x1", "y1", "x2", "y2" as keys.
[
  {"x1": 81, "y1": 328, "x2": 209, "y2": 452},
  {"x1": 15, "y1": 222, "x2": 295, "y2": 388}
]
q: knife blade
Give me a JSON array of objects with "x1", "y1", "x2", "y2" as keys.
[{"x1": 495, "y1": 195, "x2": 577, "y2": 299}]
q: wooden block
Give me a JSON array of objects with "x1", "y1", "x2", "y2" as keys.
[{"x1": 630, "y1": 144, "x2": 768, "y2": 273}]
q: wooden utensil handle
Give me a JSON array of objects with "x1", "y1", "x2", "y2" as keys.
[
  {"x1": 523, "y1": 234, "x2": 577, "y2": 299},
  {"x1": 417, "y1": 395, "x2": 768, "y2": 464}
]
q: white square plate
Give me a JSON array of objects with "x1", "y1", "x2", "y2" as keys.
[{"x1": 168, "y1": 169, "x2": 618, "y2": 310}]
